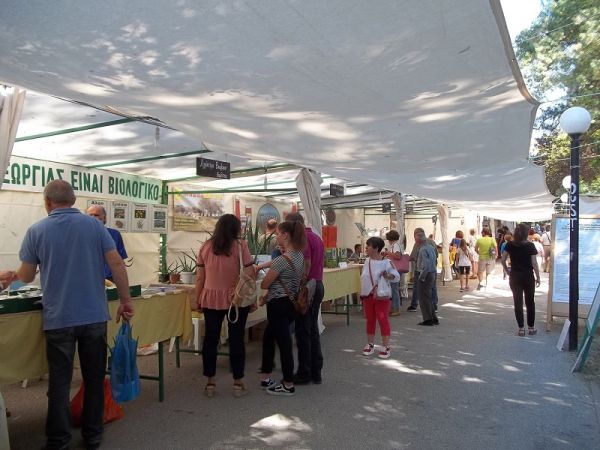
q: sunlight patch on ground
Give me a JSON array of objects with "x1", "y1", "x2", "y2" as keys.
[
  {"x1": 251, "y1": 414, "x2": 312, "y2": 432},
  {"x1": 453, "y1": 359, "x2": 482, "y2": 367},
  {"x1": 543, "y1": 382, "x2": 567, "y2": 387},
  {"x1": 502, "y1": 364, "x2": 521, "y2": 372},
  {"x1": 457, "y1": 351, "x2": 476, "y2": 356},
  {"x1": 542, "y1": 396, "x2": 572, "y2": 406},
  {"x1": 503, "y1": 398, "x2": 539, "y2": 405},
  {"x1": 462, "y1": 376, "x2": 484, "y2": 383},
  {"x1": 375, "y1": 359, "x2": 444, "y2": 377}
]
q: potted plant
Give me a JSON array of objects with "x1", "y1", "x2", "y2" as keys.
[
  {"x1": 178, "y1": 249, "x2": 198, "y2": 284},
  {"x1": 167, "y1": 261, "x2": 181, "y2": 284},
  {"x1": 244, "y1": 222, "x2": 275, "y2": 263}
]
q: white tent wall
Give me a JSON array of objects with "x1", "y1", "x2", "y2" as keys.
[
  {"x1": 0, "y1": 190, "x2": 159, "y2": 286},
  {"x1": 333, "y1": 209, "x2": 365, "y2": 251}
]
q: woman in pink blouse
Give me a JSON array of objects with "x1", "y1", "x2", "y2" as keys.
[{"x1": 196, "y1": 214, "x2": 256, "y2": 398}]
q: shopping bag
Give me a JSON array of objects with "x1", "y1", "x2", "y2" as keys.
[
  {"x1": 390, "y1": 254, "x2": 410, "y2": 273},
  {"x1": 110, "y1": 322, "x2": 140, "y2": 403},
  {"x1": 70, "y1": 379, "x2": 124, "y2": 426}
]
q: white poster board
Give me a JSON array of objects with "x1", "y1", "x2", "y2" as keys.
[
  {"x1": 109, "y1": 201, "x2": 130, "y2": 232},
  {"x1": 151, "y1": 204, "x2": 168, "y2": 233},
  {"x1": 130, "y1": 203, "x2": 150, "y2": 233},
  {"x1": 547, "y1": 215, "x2": 600, "y2": 328}
]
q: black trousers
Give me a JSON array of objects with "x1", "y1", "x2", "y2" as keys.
[
  {"x1": 202, "y1": 307, "x2": 249, "y2": 380},
  {"x1": 44, "y1": 322, "x2": 107, "y2": 450},
  {"x1": 509, "y1": 271, "x2": 536, "y2": 328},
  {"x1": 261, "y1": 296, "x2": 296, "y2": 382},
  {"x1": 295, "y1": 280, "x2": 324, "y2": 379}
]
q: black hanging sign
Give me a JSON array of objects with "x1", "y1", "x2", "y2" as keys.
[
  {"x1": 382, "y1": 203, "x2": 392, "y2": 213},
  {"x1": 330, "y1": 183, "x2": 345, "y2": 197},
  {"x1": 196, "y1": 157, "x2": 230, "y2": 179}
]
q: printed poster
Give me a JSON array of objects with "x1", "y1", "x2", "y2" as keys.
[
  {"x1": 151, "y1": 204, "x2": 168, "y2": 233},
  {"x1": 130, "y1": 203, "x2": 150, "y2": 233},
  {"x1": 172, "y1": 189, "x2": 224, "y2": 232},
  {"x1": 109, "y1": 201, "x2": 130, "y2": 232}
]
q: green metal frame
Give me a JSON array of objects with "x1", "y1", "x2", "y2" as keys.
[{"x1": 15, "y1": 118, "x2": 134, "y2": 142}]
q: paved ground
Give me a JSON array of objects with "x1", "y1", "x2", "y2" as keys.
[{"x1": 3, "y1": 271, "x2": 600, "y2": 449}]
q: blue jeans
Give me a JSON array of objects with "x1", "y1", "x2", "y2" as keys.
[
  {"x1": 45, "y1": 322, "x2": 107, "y2": 449},
  {"x1": 411, "y1": 271, "x2": 438, "y2": 308},
  {"x1": 390, "y1": 281, "x2": 401, "y2": 310},
  {"x1": 295, "y1": 280, "x2": 324, "y2": 379}
]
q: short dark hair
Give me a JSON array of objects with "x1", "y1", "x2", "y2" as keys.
[
  {"x1": 285, "y1": 212, "x2": 305, "y2": 225},
  {"x1": 455, "y1": 230, "x2": 464, "y2": 239},
  {"x1": 366, "y1": 236, "x2": 385, "y2": 252},
  {"x1": 481, "y1": 228, "x2": 492, "y2": 237},
  {"x1": 385, "y1": 230, "x2": 400, "y2": 241},
  {"x1": 354, "y1": 244, "x2": 362, "y2": 251},
  {"x1": 266, "y1": 219, "x2": 278, "y2": 231},
  {"x1": 44, "y1": 180, "x2": 75, "y2": 206}
]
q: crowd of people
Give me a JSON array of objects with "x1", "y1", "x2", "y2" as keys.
[{"x1": 0, "y1": 180, "x2": 551, "y2": 448}]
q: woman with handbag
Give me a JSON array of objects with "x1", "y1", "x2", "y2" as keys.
[
  {"x1": 259, "y1": 220, "x2": 306, "y2": 396},
  {"x1": 196, "y1": 214, "x2": 256, "y2": 398},
  {"x1": 383, "y1": 230, "x2": 408, "y2": 316},
  {"x1": 360, "y1": 236, "x2": 400, "y2": 359}
]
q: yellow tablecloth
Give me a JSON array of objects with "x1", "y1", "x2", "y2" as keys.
[
  {"x1": 322, "y1": 265, "x2": 362, "y2": 302},
  {"x1": 0, "y1": 292, "x2": 191, "y2": 385}
]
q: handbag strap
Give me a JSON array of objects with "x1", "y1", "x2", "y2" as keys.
[
  {"x1": 237, "y1": 240, "x2": 244, "y2": 276},
  {"x1": 367, "y1": 259, "x2": 377, "y2": 296}
]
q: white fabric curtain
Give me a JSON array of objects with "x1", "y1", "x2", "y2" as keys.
[
  {"x1": 392, "y1": 192, "x2": 408, "y2": 300},
  {"x1": 0, "y1": 85, "x2": 26, "y2": 190},
  {"x1": 295, "y1": 168, "x2": 323, "y2": 237},
  {"x1": 437, "y1": 204, "x2": 452, "y2": 282}
]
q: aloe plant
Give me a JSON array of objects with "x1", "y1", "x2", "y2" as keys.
[
  {"x1": 178, "y1": 249, "x2": 199, "y2": 272},
  {"x1": 243, "y1": 222, "x2": 275, "y2": 262}
]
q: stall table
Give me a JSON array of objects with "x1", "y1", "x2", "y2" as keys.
[
  {"x1": 322, "y1": 265, "x2": 362, "y2": 325},
  {"x1": 0, "y1": 291, "x2": 192, "y2": 402}
]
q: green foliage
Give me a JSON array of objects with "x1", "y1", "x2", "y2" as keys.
[
  {"x1": 243, "y1": 222, "x2": 275, "y2": 262},
  {"x1": 515, "y1": 0, "x2": 600, "y2": 193},
  {"x1": 177, "y1": 249, "x2": 198, "y2": 273}
]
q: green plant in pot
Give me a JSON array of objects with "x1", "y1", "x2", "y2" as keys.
[{"x1": 178, "y1": 249, "x2": 198, "y2": 284}]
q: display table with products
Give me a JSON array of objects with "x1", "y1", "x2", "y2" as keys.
[
  {"x1": 321, "y1": 265, "x2": 362, "y2": 325},
  {"x1": 0, "y1": 291, "x2": 192, "y2": 401}
]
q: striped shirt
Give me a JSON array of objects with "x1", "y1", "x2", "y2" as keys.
[{"x1": 266, "y1": 250, "x2": 304, "y2": 301}]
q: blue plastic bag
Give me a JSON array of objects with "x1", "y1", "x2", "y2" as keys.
[{"x1": 110, "y1": 322, "x2": 140, "y2": 403}]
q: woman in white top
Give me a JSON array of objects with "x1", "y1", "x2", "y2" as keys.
[
  {"x1": 531, "y1": 234, "x2": 545, "y2": 273},
  {"x1": 455, "y1": 239, "x2": 473, "y2": 292},
  {"x1": 360, "y1": 237, "x2": 400, "y2": 359}
]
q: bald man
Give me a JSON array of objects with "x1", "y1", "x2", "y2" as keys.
[
  {"x1": 3, "y1": 180, "x2": 133, "y2": 449},
  {"x1": 86, "y1": 205, "x2": 128, "y2": 281}
]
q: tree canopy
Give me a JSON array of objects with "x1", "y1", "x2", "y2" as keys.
[{"x1": 515, "y1": 0, "x2": 599, "y2": 195}]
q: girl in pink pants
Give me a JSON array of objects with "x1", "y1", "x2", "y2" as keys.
[{"x1": 359, "y1": 237, "x2": 400, "y2": 359}]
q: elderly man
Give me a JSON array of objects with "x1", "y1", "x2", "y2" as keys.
[
  {"x1": 408, "y1": 227, "x2": 439, "y2": 312},
  {"x1": 2, "y1": 180, "x2": 133, "y2": 450},
  {"x1": 415, "y1": 231, "x2": 439, "y2": 326},
  {"x1": 86, "y1": 204, "x2": 128, "y2": 281}
]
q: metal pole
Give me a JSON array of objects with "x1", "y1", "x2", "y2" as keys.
[{"x1": 568, "y1": 134, "x2": 580, "y2": 351}]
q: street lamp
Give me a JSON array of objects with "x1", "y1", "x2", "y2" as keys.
[{"x1": 559, "y1": 106, "x2": 592, "y2": 351}]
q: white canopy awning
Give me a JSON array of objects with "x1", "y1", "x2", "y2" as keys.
[{"x1": 0, "y1": 0, "x2": 553, "y2": 219}]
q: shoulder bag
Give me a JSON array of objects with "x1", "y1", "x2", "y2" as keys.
[
  {"x1": 277, "y1": 254, "x2": 315, "y2": 315},
  {"x1": 368, "y1": 259, "x2": 392, "y2": 300},
  {"x1": 228, "y1": 241, "x2": 257, "y2": 323}
]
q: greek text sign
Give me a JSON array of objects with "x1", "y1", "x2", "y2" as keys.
[
  {"x1": 2, "y1": 156, "x2": 162, "y2": 204},
  {"x1": 196, "y1": 157, "x2": 230, "y2": 179}
]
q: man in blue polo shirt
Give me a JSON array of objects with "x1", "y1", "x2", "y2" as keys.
[
  {"x1": 86, "y1": 204, "x2": 128, "y2": 281},
  {"x1": 2, "y1": 180, "x2": 134, "y2": 450}
]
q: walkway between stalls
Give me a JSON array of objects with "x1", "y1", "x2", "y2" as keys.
[{"x1": 4, "y1": 272, "x2": 600, "y2": 449}]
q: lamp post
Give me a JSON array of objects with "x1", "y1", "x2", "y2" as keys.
[{"x1": 559, "y1": 106, "x2": 592, "y2": 351}]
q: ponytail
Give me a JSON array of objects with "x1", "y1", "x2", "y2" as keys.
[{"x1": 278, "y1": 221, "x2": 306, "y2": 251}]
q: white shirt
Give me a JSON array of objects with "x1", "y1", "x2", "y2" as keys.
[
  {"x1": 360, "y1": 258, "x2": 399, "y2": 297},
  {"x1": 541, "y1": 232, "x2": 551, "y2": 246},
  {"x1": 456, "y1": 247, "x2": 472, "y2": 267}
]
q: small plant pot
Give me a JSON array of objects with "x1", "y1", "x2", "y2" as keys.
[
  {"x1": 158, "y1": 274, "x2": 169, "y2": 283},
  {"x1": 169, "y1": 273, "x2": 181, "y2": 284},
  {"x1": 180, "y1": 272, "x2": 196, "y2": 284}
]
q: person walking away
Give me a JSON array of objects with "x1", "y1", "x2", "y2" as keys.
[
  {"x1": 456, "y1": 239, "x2": 473, "y2": 292},
  {"x1": 86, "y1": 204, "x2": 128, "y2": 282},
  {"x1": 360, "y1": 237, "x2": 400, "y2": 358},
  {"x1": 286, "y1": 212, "x2": 325, "y2": 386},
  {"x1": 468, "y1": 229, "x2": 479, "y2": 279},
  {"x1": 1, "y1": 180, "x2": 134, "y2": 450},
  {"x1": 500, "y1": 232, "x2": 513, "y2": 279},
  {"x1": 259, "y1": 221, "x2": 306, "y2": 396},
  {"x1": 383, "y1": 230, "x2": 403, "y2": 316},
  {"x1": 408, "y1": 228, "x2": 439, "y2": 312},
  {"x1": 475, "y1": 228, "x2": 497, "y2": 290},
  {"x1": 414, "y1": 231, "x2": 439, "y2": 326},
  {"x1": 531, "y1": 234, "x2": 545, "y2": 275},
  {"x1": 501, "y1": 224, "x2": 541, "y2": 336},
  {"x1": 541, "y1": 225, "x2": 552, "y2": 273},
  {"x1": 196, "y1": 214, "x2": 256, "y2": 398}
]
